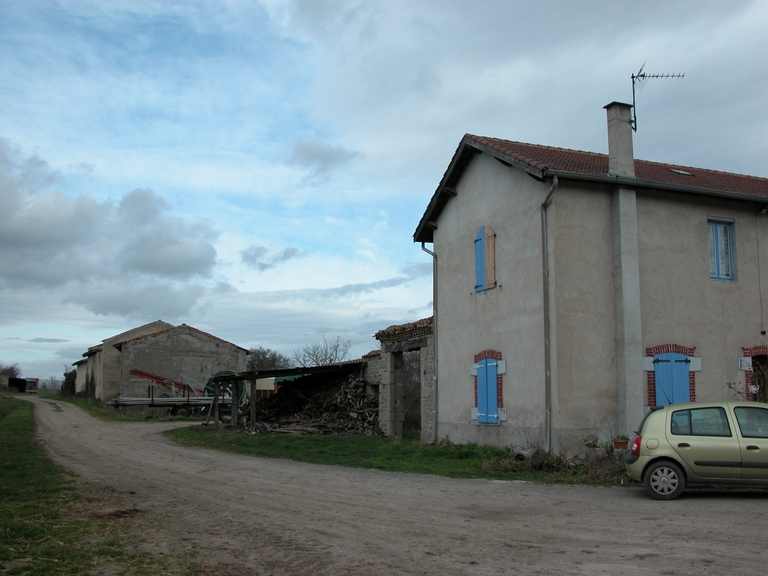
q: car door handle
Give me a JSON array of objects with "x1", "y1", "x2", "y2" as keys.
[
  {"x1": 677, "y1": 443, "x2": 691, "y2": 448},
  {"x1": 746, "y1": 445, "x2": 760, "y2": 451}
]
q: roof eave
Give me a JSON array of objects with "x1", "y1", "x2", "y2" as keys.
[
  {"x1": 414, "y1": 137, "x2": 481, "y2": 243},
  {"x1": 413, "y1": 136, "x2": 549, "y2": 243},
  {"x1": 415, "y1": 137, "x2": 768, "y2": 245},
  {"x1": 549, "y1": 171, "x2": 768, "y2": 203}
]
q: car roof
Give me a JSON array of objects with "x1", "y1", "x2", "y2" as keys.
[{"x1": 652, "y1": 401, "x2": 768, "y2": 411}]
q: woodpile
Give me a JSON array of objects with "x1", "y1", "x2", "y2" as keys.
[{"x1": 238, "y1": 374, "x2": 382, "y2": 436}]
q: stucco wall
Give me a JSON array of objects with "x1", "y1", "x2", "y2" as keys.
[
  {"x1": 73, "y1": 348, "x2": 102, "y2": 398},
  {"x1": 74, "y1": 362, "x2": 87, "y2": 394},
  {"x1": 636, "y1": 191, "x2": 768, "y2": 403},
  {"x1": 118, "y1": 326, "x2": 246, "y2": 398},
  {"x1": 548, "y1": 182, "x2": 621, "y2": 450},
  {"x1": 433, "y1": 153, "x2": 548, "y2": 448}
]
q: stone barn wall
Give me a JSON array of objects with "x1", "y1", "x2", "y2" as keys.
[
  {"x1": 373, "y1": 317, "x2": 435, "y2": 442},
  {"x1": 118, "y1": 324, "x2": 247, "y2": 398}
]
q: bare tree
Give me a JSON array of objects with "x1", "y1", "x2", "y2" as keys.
[
  {"x1": 0, "y1": 362, "x2": 21, "y2": 378},
  {"x1": 292, "y1": 336, "x2": 352, "y2": 367},
  {"x1": 246, "y1": 346, "x2": 293, "y2": 372},
  {"x1": 41, "y1": 376, "x2": 61, "y2": 390}
]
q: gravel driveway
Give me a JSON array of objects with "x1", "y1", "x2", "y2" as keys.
[{"x1": 26, "y1": 396, "x2": 768, "y2": 575}]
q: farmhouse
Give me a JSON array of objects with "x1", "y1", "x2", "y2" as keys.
[
  {"x1": 414, "y1": 101, "x2": 768, "y2": 454},
  {"x1": 74, "y1": 321, "x2": 248, "y2": 401}
]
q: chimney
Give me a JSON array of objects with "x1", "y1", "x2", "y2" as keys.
[{"x1": 604, "y1": 101, "x2": 635, "y2": 178}]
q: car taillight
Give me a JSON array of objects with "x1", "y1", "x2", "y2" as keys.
[{"x1": 630, "y1": 435, "x2": 642, "y2": 456}]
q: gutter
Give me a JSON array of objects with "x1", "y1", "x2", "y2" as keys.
[
  {"x1": 541, "y1": 175, "x2": 558, "y2": 453},
  {"x1": 421, "y1": 242, "x2": 438, "y2": 443},
  {"x1": 548, "y1": 171, "x2": 768, "y2": 204}
]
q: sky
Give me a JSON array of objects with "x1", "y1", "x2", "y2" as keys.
[{"x1": 2, "y1": 0, "x2": 768, "y2": 381}]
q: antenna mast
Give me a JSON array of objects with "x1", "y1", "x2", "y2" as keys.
[{"x1": 631, "y1": 63, "x2": 684, "y2": 131}]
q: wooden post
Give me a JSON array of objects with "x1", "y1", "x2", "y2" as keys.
[
  {"x1": 213, "y1": 381, "x2": 220, "y2": 427},
  {"x1": 231, "y1": 380, "x2": 238, "y2": 429},
  {"x1": 204, "y1": 389, "x2": 214, "y2": 426},
  {"x1": 250, "y1": 378, "x2": 256, "y2": 433}
]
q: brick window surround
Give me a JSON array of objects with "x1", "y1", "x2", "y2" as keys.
[
  {"x1": 474, "y1": 350, "x2": 503, "y2": 409},
  {"x1": 645, "y1": 344, "x2": 696, "y2": 407},
  {"x1": 741, "y1": 346, "x2": 768, "y2": 401}
]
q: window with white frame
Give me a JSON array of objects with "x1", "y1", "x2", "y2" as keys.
[{"x1": 708, "y1": 220, "x2": 734, "y2": 280}]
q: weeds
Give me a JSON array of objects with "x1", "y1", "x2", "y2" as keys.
[
  {"x1": 482, "y1": 448, "x2": 627, "y2": 484},
  {"x1": 169, "y1": 426, "x2": 630, "y2": 486}
]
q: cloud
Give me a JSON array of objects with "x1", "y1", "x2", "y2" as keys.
[
  {"x1": 57, "y1": 346, "x2": 88, "y2": 361},
  {"x1": 29, "y1": 338, "x2": 69, "y2": 343},
  {"x1": 241, "y1": 245, "x2": 301, "y2": 272},
  {"x1": 289, "y1": 139, "x2": 359, "y2": 179},
  {"x1": 0, "y1": 140, "x2": 218, "y2": 316},
  {"x1": 253, "y1": 260, "x2": 431, "y2": 300},
  {"x1": 118, "y1": 188, "x2": 171, "y2": 223},
  {"x1": 64, "y1": 281, "x2": 205, "y2": 319},
  {"x1": 120, "y1": 232, "x2": 217, "y2": 278}
]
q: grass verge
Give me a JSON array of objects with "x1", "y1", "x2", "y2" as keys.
[
  {"x1": 0, "y1": 395, "x2": 200, "y2": 575},
  {"x1": 167, "y1": 426, "x2": 628, "y2": 485},
  {"x1": 48, "y1": 393, "x2": 205, "y2": 423}
]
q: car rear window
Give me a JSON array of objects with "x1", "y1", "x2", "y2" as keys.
[{"x1": 671, "y1": 407, "x2": 731, "y2": 437}]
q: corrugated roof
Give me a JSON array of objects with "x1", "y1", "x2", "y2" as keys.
[{"x1": 414, "y1": 134, "x2": 768, "y2": 242}]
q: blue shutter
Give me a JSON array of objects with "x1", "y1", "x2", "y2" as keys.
[
  {"x1": 654, "y1": 353, "x2": 691, "y2": 406},
  {"x1": 477, "y1": 359, "x2": 499, "y2": 424},
  {"x1": 475, "y1": 227, "x2": 485, "y2": 291}
]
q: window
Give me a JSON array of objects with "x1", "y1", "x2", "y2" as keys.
[
  {"x1": 670, "y1": 407, "x2": 732, "y2": 437},
  {"x1": 708, "y1": 220, "x2": 734, "y2": 280},
  {"x1": 474, "y1": 225, "x2": 496, "y2": 291},
  {"x1": 734, "y1": 407, "x2": 768, "y2": 438}
]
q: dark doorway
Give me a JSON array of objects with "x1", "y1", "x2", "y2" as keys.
[
  {"x1": 402, "y1": 350, "x2": 421, "y2": 432},
  {"x1": 752, "y1": 355, "x2": 768, "y2": 402}
]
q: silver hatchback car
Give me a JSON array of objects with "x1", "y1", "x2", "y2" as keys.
[{"x1": 625, "y1": 401, "x2": 768, "y2": 499}]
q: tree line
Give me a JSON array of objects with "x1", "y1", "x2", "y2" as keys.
[{"x1": 247, "y1": 336, "x2": 352, "y2": 371}]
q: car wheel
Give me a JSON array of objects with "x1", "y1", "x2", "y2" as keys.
[{"x1": 643, "y1": 460, "x2": 686, "y2": 500}]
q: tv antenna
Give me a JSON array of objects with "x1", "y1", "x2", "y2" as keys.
[{"x1": 630, "y1": 62, "x2": 684, "y2": 131}]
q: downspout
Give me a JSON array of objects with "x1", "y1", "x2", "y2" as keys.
[
  {"x1": 421, "y1": 242, "x2": 438, "y2": 443},
  {"x1": 541, "y1": 175, "x2": 558, "y2": 452}
]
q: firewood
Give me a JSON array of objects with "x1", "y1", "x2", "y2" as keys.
[{"x1": 236, "y1": 374, "x2": 382, "y2": 435}]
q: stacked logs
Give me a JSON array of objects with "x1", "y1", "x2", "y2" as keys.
[{"x1": 239, "y1": 374, "x2": 382, "y2": 436}]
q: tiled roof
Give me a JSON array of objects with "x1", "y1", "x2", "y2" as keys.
[
  {"x1": 471, "y1": 136, "x2": 768, "y2": 198},
  {"x1": 375, "y1": 317, "x2": 434, "y2": 342},
  {"x1": 414, "y1": 134, "x2": 768, "y2": 243},
  {"x1": 114, "y1": 324, "x2": 249, "y2": 353}
]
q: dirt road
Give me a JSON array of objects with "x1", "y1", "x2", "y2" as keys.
[{"x1": 26, "y1": 396, "x2": 768, "y2": 575}]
